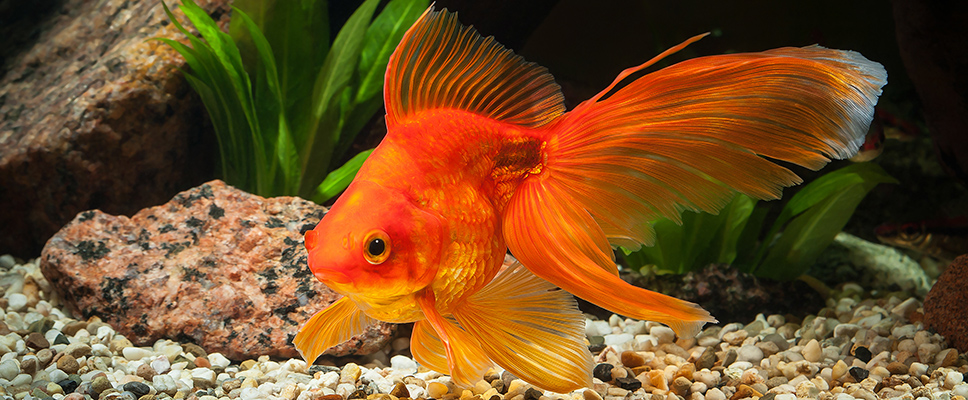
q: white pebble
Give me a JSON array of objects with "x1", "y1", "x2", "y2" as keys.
[
  {"x1": 704, "y1": 387, "x2": 726, "y2": 400},
  {"x1": 945, "y1": 371, "x2": 965, "y2": 389},
  {"x1": 192, "y1": 367, "x2": 216, "y2": 384},
  {"x1": 585, "y1": 320, "x2": 610, "y2": 337},
  {"x1": 91, "y1": 343, "x2": 110, "y2": 356},
  {"x1": 802, "y1": 339, "x2": 822, "y2": 362},
  {"x1": 834, "y1": 394, "x2": 856, "y2": 400},
  {"x1": 775, "y1": 394, "x2": 797, "y2": 400},
  {"x1": 736, "y1": 345, "x2": 764, "y2": 363},
  {"x1": 150, "y1": 355, "x2": 171, "y2": 374},
  {"x1": 48, "y1": 368, "x2": 68, "y2": 383},
  {"x1": 207, "y1": 353, "x2": 231, "y2": 369},
  {"x1": 7, "y1": 293, "x2": 27, "y2": 311},
  {"x1": 952, "y1": 383, "x2": 968, "y2": 398},
  {"x1": 390, "y1": 355, "x2": 417, "y2": 374},
  {"x1": 603, "y1": 333, "x2": 633, "y2": 347},
  {"x1": 0, "y1": 359, "x2": 19, "y2": 380},
  {"x1": 650, "y1": 326, "x2": 676, "y2": 344},
  {"x1": 122, "y1": 346, "x2": 154, "y2": 361}
]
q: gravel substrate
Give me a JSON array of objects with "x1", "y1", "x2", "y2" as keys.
[{"x1": 1, "y1": 255, "x2": 967, "y2": 400}]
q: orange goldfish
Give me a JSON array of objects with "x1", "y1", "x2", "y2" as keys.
[{"x1": 295, "y1": 6, "x2": 886, "y2": 392}]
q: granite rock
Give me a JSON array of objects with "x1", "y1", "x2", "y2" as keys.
[
  {"x1": 923, "y1": 254, "x2": 968, "y2": 352},
  {"x1": 40, "y1": 180, "x2": 395, "y2": 360},
  {"x1": 0, "y1": 0, "x2": 229, "y2": 258}
]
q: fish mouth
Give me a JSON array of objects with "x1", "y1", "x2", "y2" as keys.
[{"x1": 312, "y1": 267, "x2": 352, "y2": 285}]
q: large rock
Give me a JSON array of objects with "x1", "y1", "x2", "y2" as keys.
[
  {"x1": 0, "y1": 0, "x2": 228, "y2": 258},
  {"x1": 40, "y1": 180, "x2": 395, "y2": 360},
  {"x1": 924, "y1": 254, "x2": 968, "y2": 352}
]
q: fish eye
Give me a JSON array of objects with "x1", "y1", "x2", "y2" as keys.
[{"x1": 363, "y1": 230, "x2": 391, "y2": 265}]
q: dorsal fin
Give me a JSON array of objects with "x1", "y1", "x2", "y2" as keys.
[{"x1": 384, "y1": 6, "x2": 565, "y2": 127}]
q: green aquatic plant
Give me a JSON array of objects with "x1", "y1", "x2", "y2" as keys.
[
  {"x1": 158, "y1": 0, "x2": 427, "y2": 202},
  {"x1": 622, "y1": 162, "x2": 899, "y2": 280}
]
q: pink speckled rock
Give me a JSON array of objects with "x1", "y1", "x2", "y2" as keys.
[{"x1": 40, "y1": 180, "x2": 395, "y2": 360}]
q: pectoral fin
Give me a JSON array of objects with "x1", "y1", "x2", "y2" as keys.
[
  {"x1": 453, "y1": 262, "x2": 594, "y2": 393},
  {"x1": 294, "y1": 297, "x2": 377, "y2": 363},
  {"x1": 414, "y1": 290, "x2": 494, "y2": 387}
]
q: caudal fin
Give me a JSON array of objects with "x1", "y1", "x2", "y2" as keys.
[{"x1": 504, "y1": 36, "x2": 885, "y2": 336}]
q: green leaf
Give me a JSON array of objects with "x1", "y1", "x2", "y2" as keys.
[
  {"x1": 231, "y1": 0, "x2": 330, "y2": 149},
  {"x1": 355, "y1": 0, "x2": 428, "y2": 104},
  {"x1": 313, "y1": 149, "x2": 375, "y2": 203},
  {"x1": 299, "y1": 0, "x2": 381, "y2": 198},
  {"x1": 752, "y1": 163, "x2": 898, "y2": 280},
  {"x1": 699, "y1": 194, "x2": 758, "y2": 266}
]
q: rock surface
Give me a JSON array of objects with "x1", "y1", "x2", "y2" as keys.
[
  {"x1": 40, "y1": 180, "x2": 394, "y2": 360},
  {"x1": 924, "y1": 254, "x2": 968, "y2": 352},
  {"x1": 0, "y1": 0, "x2": 229, "y2": 258}
]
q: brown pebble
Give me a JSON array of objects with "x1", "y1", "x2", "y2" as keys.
[
  {"x1": 139, "y1": 395, "x2": 156, "y2": 400},
  {"x1": 21, "y1": 356, "x2": 38, "y2": 375},
  {"x1": 621, "y1": 351, "x2": 646, "y2": 368},
  {"x1": 194, "y1": 356, "x2": 211, "y2": 368},
  {"x1": 319, "y1": 395, "x2": 344, "y2": 400},
  {"x1": 390, "y1": 382, "x2": 410, "y2": 398},
  {"x1": 696, "y1": 347, "x2": 717, "y2": 370},
  {"x1": 729, "y1": 384, "x2": 761, "y2": 400},
  {"x1": 887, "y1": 362, "x2": 908, "y2": 375},
  {"x1": 25, "y1": 332, "x2": 49, "y2": 349},
  {"x1": 671, "y1": 377, "x2": 691, "y2": 396},
  {"x1": 183, "y1": 343, "x2": 207, "y2": 358},
  {"x1": 936, "y1": 348, "x2": 959, "y2": 367},
  {"x1": 56, "y1": 354, "x2": 80, "y2": 374},
  {"x1": 0, "y1": 321, "x2": 9, "y2": 335},
  {"x1": 675, "y1": 363, "x2": 696, "y2": 381},
  {"x1": 36, "y1": 349, "x2": 53, "y2": 367},
  {"x1": 240, "y1": 359, "x2": 257, "y2": 370},
  {"x1": 136, "y1": 363, "x2": 156, "y2": 380},
  {"x1": 61, "y1": 321, "x2": 88, "y2": 336},
  {"x1": 765, "y1": 376, "x2": 788, "y2": 389}
]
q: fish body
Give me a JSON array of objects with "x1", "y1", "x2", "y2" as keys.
[
  {"x1": 296, "y1": 6, "x2": 886, "y2": 392},
  {"x1": 875, "y1": 216, "x2": 968, "y2": 265}
]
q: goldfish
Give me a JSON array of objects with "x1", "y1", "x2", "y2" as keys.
[{"x1": 295, "y1": 6, "x2": 886, "y2": 392}]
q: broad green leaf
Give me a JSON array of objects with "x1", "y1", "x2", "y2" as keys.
[
  {"x1": 752, "y1": 163, "x2": 898, "y2": 280},
  {"x1": 356, "y1": 0, "x2": 428, "y2": 103},
  {"x1": 313, "y1": 149, "x2": 375, "y2": 203},
  {"x1": 300, "y1": 0, "x2": 380, "y2": 197},
  {"x1": 699, "y1": 194, "x2": 758, "y2": 266}
]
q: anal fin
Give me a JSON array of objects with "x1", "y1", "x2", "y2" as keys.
[{"x1": 414, "y1": 291, "x2": 494, "y2": 387}]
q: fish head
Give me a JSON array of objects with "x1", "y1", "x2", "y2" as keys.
[{"x1": 304, "y1": 180, "x2": 444, "y2": 306}]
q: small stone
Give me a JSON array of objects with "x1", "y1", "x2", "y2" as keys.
[
  {"x1": 183, "y1": 343, "x2": 207, "y2": 358},
  {"x1": 37, "y1": 348, "x2": 53, "y2": 367},
  {"x1": 20, "y1": 356, "x2": 38, "y2": 375},
  {"x1": 592, "y1": 363, "x2": 613, "y2": 382},
  {"x1": 765, "y1": 376, "x2": 788, "y2": 388},
  {"x1": 194, "y1": 356, "x2": 211, "y2": 368},
  {"x1": 615, "y1": 376, "x2": 641, "y2": 391},
  {"x1": 696, "y1": 347, "x2": 717, "y2": 370},
  {"x1": 8, "y1": 293, "x2": 28, "y2": 311},
  {"x1": 109, "y1": 337, "x2": 133, "y2": 354},
  {"x1": 25, "y1": 331, "x2": 50, "y2": 349},
  {"x1": 722, "y1": 348, "x2": 738, "y2": 367},
  {"x1": 583, "y1": 389, "x2": 603, "y2": 400},
  {"x1": 831, "y1": 360, "x2": 849, "y2": 381},
  {"x1": 136, "y1": 363, "x2": 155, "y2": 380},
  {"x1": 705, "y1": 387, "x2": 726, "y2": 400},
  {"x1": 849, "y1": 367, "x2": 869, "y2": 381},
  {"x1": 122, "y1": 382, "x2": 151, "y2": 397},
  {"x1": 65, "y1": 343, "x2": 92, "y2": 359},
  {"x1": 731, "y1": 384, "x2": 760, "y2": 400},
  {"x1": 28, "y1": 317, "x2": 54, "y2": 333},
  {"x1": 802, "y1": 339, "x2": 822, "y2": 362},
  {"x1": 852, "y1": 346, "x2": 872, "y2": 363},
  {"x1": 887, "y1": 362, "x2": 908, "y2": 375},
  {"x1": 92, "y1": 375, "x2": 113, "y2": 394},
  {"x1": 671, "y1": 377, "x2": 691, "y2": 396},
  {"x1": 56, "y1": 354, "x2": 80, "y2": 375},
  {"x1": 524, "y1": 387, "x2": 542, "y2": 400},
  {"x1": 0, "y1": 359, "x2": 20, "y2": 380},
  {"x1": 427, "y1": 381, "x2": 448, "y2": 398},
  {"x1": 341, "y1": 363, "x2": 362, "y2": 383},
  {"x1": 59, "y1": 378, "x2": 80, "y2": 394},
  {"x1": 390, "y1": 381, "x2": 410, "y2": 398},
  {"x1": 650, "y1": 326, "x2": 676, "y2": 344},
  {"x1": 122, "y1": 347, "x2": 153, "y2": 361},
  {"x1": 61, "y1": 321, "x2": 87, "y2": 336},
  {"x1": 737, "y1": 345, "x2": 764, "y2": 363},
  {"x1": 621, "y1": 351, "x2": 645, "y2": 368},
  {"x1": 937, "y1": 348, "x2": 959, "y2": 367}
]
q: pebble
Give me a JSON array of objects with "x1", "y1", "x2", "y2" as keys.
[{"x1": 1, "y1": 255, "x2": 966, "y2": 400}]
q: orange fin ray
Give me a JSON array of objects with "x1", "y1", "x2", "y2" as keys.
[
  {"x1": 504, "y1": 177, "x2": 717, "y2": 337},
  {"x1": 549, "y1": 42, "x2": 886, "y2": 248},
  {"x1": 384, "y1": 6, "x2": 564, "y2": 129},
  {"x1": 415, "y1": 291, "x2": 495, "y2": 387},
  {"x1": 294, "y1": 297, "x2": 378, "y2": 364},
  {"x1": 453, "y1": 262, "x2": 594, "y2": 393},
  {"x1": 410, "y1": 319, "x2": 450, "y2": 375}
]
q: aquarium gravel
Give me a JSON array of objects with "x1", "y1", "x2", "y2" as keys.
[{"x1": 1, "y1": 255, "x2": 967, "y2": 400}]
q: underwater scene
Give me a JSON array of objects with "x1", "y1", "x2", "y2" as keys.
[{"x1": 1, "y1": 0, "x2": 967, "y2": 400}]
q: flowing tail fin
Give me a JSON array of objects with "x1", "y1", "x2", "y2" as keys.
[{"x1": 504, "y1": 35, "x2": 886, "y2": 337}]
